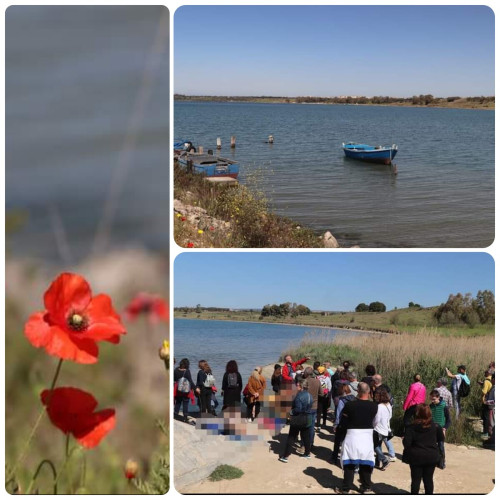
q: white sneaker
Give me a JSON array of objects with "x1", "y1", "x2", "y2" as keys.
[
  {"x1": 246, "y1": 418, "x2": 252, "y2": 423},
  {"x1": 388, "y1": 456, "x2": 396, "y2": 462}
]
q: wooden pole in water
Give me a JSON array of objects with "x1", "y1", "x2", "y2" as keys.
[
  {"x1": 198, "y1": 145, "x2": 204, "y2": 154},
  {"x1": 268, "y1": 134, "x2": 274, "y2": 144},
  {"x1": 216, "y1": 137, "x2": 221, "y2": 149},
  {"x1": 230, "y1": 136, "x2": 236, "y2": 148}
]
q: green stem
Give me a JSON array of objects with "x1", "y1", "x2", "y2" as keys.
[
  {"x1": 80, "y1": 451, "x2": 87, "y2": 490},
  {"x1": 53, "y1": 445, "x2": 78, "y2": 490},
  {"x1": 25, "y1": 459, "x2": 58, "y2": 495},
  {"x1": 11, "y1": 358, "x2": 64, "y2": 476}
]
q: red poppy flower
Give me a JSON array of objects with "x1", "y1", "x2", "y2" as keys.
[
  {"x1": 25, "y1": 273, "x2": 126, "y2": 364},
  {"x1": 41, "y1": 387, "x2": 116, "y2": 449},
  {"x1": 181, "y1": 217, "x2": 186, "y2": 222},
  {"x1": 124, "y1": 292, "x2": 169, "y2": 324},
  {"x1": 187, "y1": 242, "x2": 194, "y2": 248}
]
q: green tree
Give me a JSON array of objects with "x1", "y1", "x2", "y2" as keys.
[
  {"x1": 355, "y1": 303, "x2": 369, "y2": 312},
  {"x1": 369, "y1": 301, "x2": 386, "y2": 312}
]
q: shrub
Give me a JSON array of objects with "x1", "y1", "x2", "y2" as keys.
[{"x1": 208, "y1": 465, "x2": 244, "y2": 482}]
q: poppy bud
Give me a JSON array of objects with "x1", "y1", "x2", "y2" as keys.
[
  {"x1": 159, "y1": 340, "x2": 170, "y2": 363},
  {"x1": 124, "y1": 459, "x2": 139, "y2": 480}
]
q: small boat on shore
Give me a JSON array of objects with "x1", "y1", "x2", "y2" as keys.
[
  {"x1": 176, "y1": 151, "x2": 239, "y2": 179},
  {"x1": 342, "y1": 142, "x2": 398, "y2": 165}
]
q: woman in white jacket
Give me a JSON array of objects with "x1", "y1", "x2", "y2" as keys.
[{"x1": 373, "y1": 388, "x2": 393, "y2": 471}]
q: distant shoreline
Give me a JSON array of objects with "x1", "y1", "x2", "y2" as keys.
[
  {"x1": 173, "y1": 315, "x2": 387, "y2": 336},
  {"x1": 174, "y1": 95, "x2": 494, "y2": 110}
]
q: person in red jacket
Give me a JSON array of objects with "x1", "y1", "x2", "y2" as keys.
[{"x1": 282, "y1": 354, "x2": 310, "y2": 383}]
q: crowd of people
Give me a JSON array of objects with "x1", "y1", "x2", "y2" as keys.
[{"x1": 173, "y1": 355, "x2": 495, "y2": 494}]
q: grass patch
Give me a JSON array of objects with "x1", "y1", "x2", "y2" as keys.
[
  {"x1": 208, "y1": 465, "x2": 244, "y2": 482},
  {"x1": 174, "y1": 163, "x2": 322, "y2": 248}
]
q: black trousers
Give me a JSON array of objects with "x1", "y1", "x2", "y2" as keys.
[
  {"x1": 199, "y1": 387, "x2": 213, "y2": 414},
  {"x1": 317, "y1": 396, "x2": 330, "y2": 426},
  {"x1": 343, "y1": 464, "x2": 373, "y2": 492},
  {"x1": 174, "y1": 395, "x2": 189, "y2": 417},
  {"x1": 332, "y1": 426, "x2": 347, "y2": 460},
  {"x1": 283, "y1": 424, "x2": 311, "y2": 457},
  {"x1": 410, "y1": 464, "x2": 436, "y2": 494},
  {"x1": 246, "y1": 401, "x2": 261, "y2": 420},
  {"x1": 482, "y1": 404, "x2": 491, "y2": 434}
]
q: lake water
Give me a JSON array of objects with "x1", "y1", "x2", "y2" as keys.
[
  {"x1": 174, "y1": 318, "x2": 353, "y2": 404},
  {"x1": 5, "y1": 6, "x2": 169, "y2": 263},
  {"x1": 175, "y1": 101, "x2": 494, "y2": 248}
]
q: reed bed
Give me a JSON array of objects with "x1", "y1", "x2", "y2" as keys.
[{"x1": 285, "y1": 328, "x2": 494, "y2": 444}]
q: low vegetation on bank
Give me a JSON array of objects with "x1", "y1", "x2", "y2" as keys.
[
  {"x1": 174, "y1": 303, "x2": 494, "y2": 337},
  {"x1": 175, "y1": 94, "x2": 495, "y2": 110},
  {"x1": 174, "y1": 163, "x2": 323, "y2": 248},
  {"x1": 284, "y1": 329, "x2": 493, "y2": 445}
]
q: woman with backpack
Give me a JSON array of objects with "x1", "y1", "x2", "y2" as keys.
[
  {"x1": 403, "y1": 374, "x2": 427, "y2": 428},
  {"x1": 222, "y1": 359, "x2": 243, "y2": 410},
  {"x1": 402, "y1": 403, "x2": 445, "y2": 494},
  {"x1": 316, "y1": 366, "x2": 332, "y2": 429},
  {"x1": 174, "y1": 358, "x2": 195, "y2": 422},
  {"x1": 246, "y1": 366, "x2": 266, "y2": 422},
  {"x1": 196, "y1": 360, "x2": 216, "y2": 416}
]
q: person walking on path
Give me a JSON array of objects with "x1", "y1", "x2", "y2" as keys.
[
  {"x1": 403, "y1": 404, "x2": 445, "y2": 494},
  {"x1": 221, "y1": 359, "x2": 243, "y2": 410},
  {"x1": 434, "y1": 378, "x2": 453, "y2": 408},
  {"x1": 196, "y1": 360, "x2": 216, "y2": 416},
  {"x1": 446, "y1": 365, "x2": 470, "y2": 418},
  {"x1": 373, "y1": 388, "x2": 393, "y2": 471},
  {"x1": 480, "y1": 370, "x2": 493, "y2": 437},
  {"x1": 174, "y1": 358, "x2": 196, "y2": 422},
  {"x1": 429, "y1": 389, "x2": 451, "y2": 469},
  {"x1": 303, "y1": 366, "x2": 322, "y2": 448},
  {"x1": 403, "y1": 374, "x2": 427, "y2": 428},
  {"x1": 372, "y1": 374, "x2": 395, "y2": 461},
  {"x1": 317, "y1": 365, "x2": 332, "y2": 429},
  {"x1": 271, "y1": 364, "x2": 282, "y2": 394},
  {"x1": 246, "y1": 366, "x2": 266, "y2": 422},
  {"x1": 282, "y1": 354, "x2": 310, "y2": 383},
  {"x1": 347, "y1": 371, "x2": 359, "y2": 399},
  {"x1": 334, "y1": 382, "x2": 378, "y2": 495},
  {"x1": 278, "y1": 378, "x2": 314, "y2": 462}
]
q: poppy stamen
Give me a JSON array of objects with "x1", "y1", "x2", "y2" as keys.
[{"x1": 68, "y1": 313, "x2": 88, "y2": 332}]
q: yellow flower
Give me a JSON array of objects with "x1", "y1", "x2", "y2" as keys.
[
  {"x1": 159, "y1": 339, "x2": 170, "y2": 361},
  {"x1": 176, "y1": 213, "x2": 182, "y2": 218},
  {"x1": 198, "y1": 229, "x2": 204, "y2": 234}
]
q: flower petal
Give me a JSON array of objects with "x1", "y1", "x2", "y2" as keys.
[
  {"x1": 24, "y1": 311, "x2": 54, "y2": 348},
  {"x1": 85, "y1": 294, "x2": 126, "y2": 342},
  {"x1": 44, "y1": 326, "x2": 99, "y2": 364},
  {"x1": 41, "y1": 387, "x2": 98, "y2": 434},
  {"x1": 73, "y1": 409, "x2": 116, "y2": 448},
  {"x1": 44, "y1": 273, "x2": 92, "y2": 326}
]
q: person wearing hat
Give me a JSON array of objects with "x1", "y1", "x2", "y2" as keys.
[
  {"x1": 446, "y1": 365, "x2": 470, "y2": 418},
  {"x1": 317, "y1": 365, "x2": 332, "y2": 430}
]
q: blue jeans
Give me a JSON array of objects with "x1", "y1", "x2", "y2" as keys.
[
  {"x1": 383, "y1": 436, "x2": 395, "y2": 457},
  {"x1": 309, "y1": 410, "x2": 317, "y2": 446},
  {"x1": 374, "y1": 433, "x2": 388, "y2": 466}
]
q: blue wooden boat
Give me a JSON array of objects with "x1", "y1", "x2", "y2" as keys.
[
  {"x1": 342, "y1": 142, "x2": 398, "y2": 164},
  {"x1": 176, "y1": 151, "x2": 239, "y2": 179}
]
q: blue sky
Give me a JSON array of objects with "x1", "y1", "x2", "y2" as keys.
[
  {"x1": 174, "y1": 5, "x2": 494, "y2": 97},
  {"x1": 174, "y1": 252, "x2": 494, "y2": 311}
]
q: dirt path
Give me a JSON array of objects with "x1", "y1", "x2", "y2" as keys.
[{"x1": 180, "y1": 426, "x2": 495, "y2": 494}]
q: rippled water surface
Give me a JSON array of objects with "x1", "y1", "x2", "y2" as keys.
[
  {"x1": 174, "y1": 318, "x2": 353, "y2": 396},
  {"x1": 175, "y1": 101, "x2": 494, "y2": 247},
  {"x1": 6, "y1": 7, "x2": 169, "y2": 262}
]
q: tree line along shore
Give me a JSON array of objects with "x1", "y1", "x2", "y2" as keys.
[
  {"x1": 174, "y1": 299, "x2": 494, "y2": 338},
  {"x1": 175, "y1": 94, "x2": 495, "y2": 110}
]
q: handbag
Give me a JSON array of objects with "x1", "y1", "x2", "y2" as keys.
[{"x1": 290, "y1": 413, "x2": 309, "y2": 427}]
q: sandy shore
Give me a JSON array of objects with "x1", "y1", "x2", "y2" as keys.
[{"x1": 179, "y1": 427, "x2": 494, "y2": 494}]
